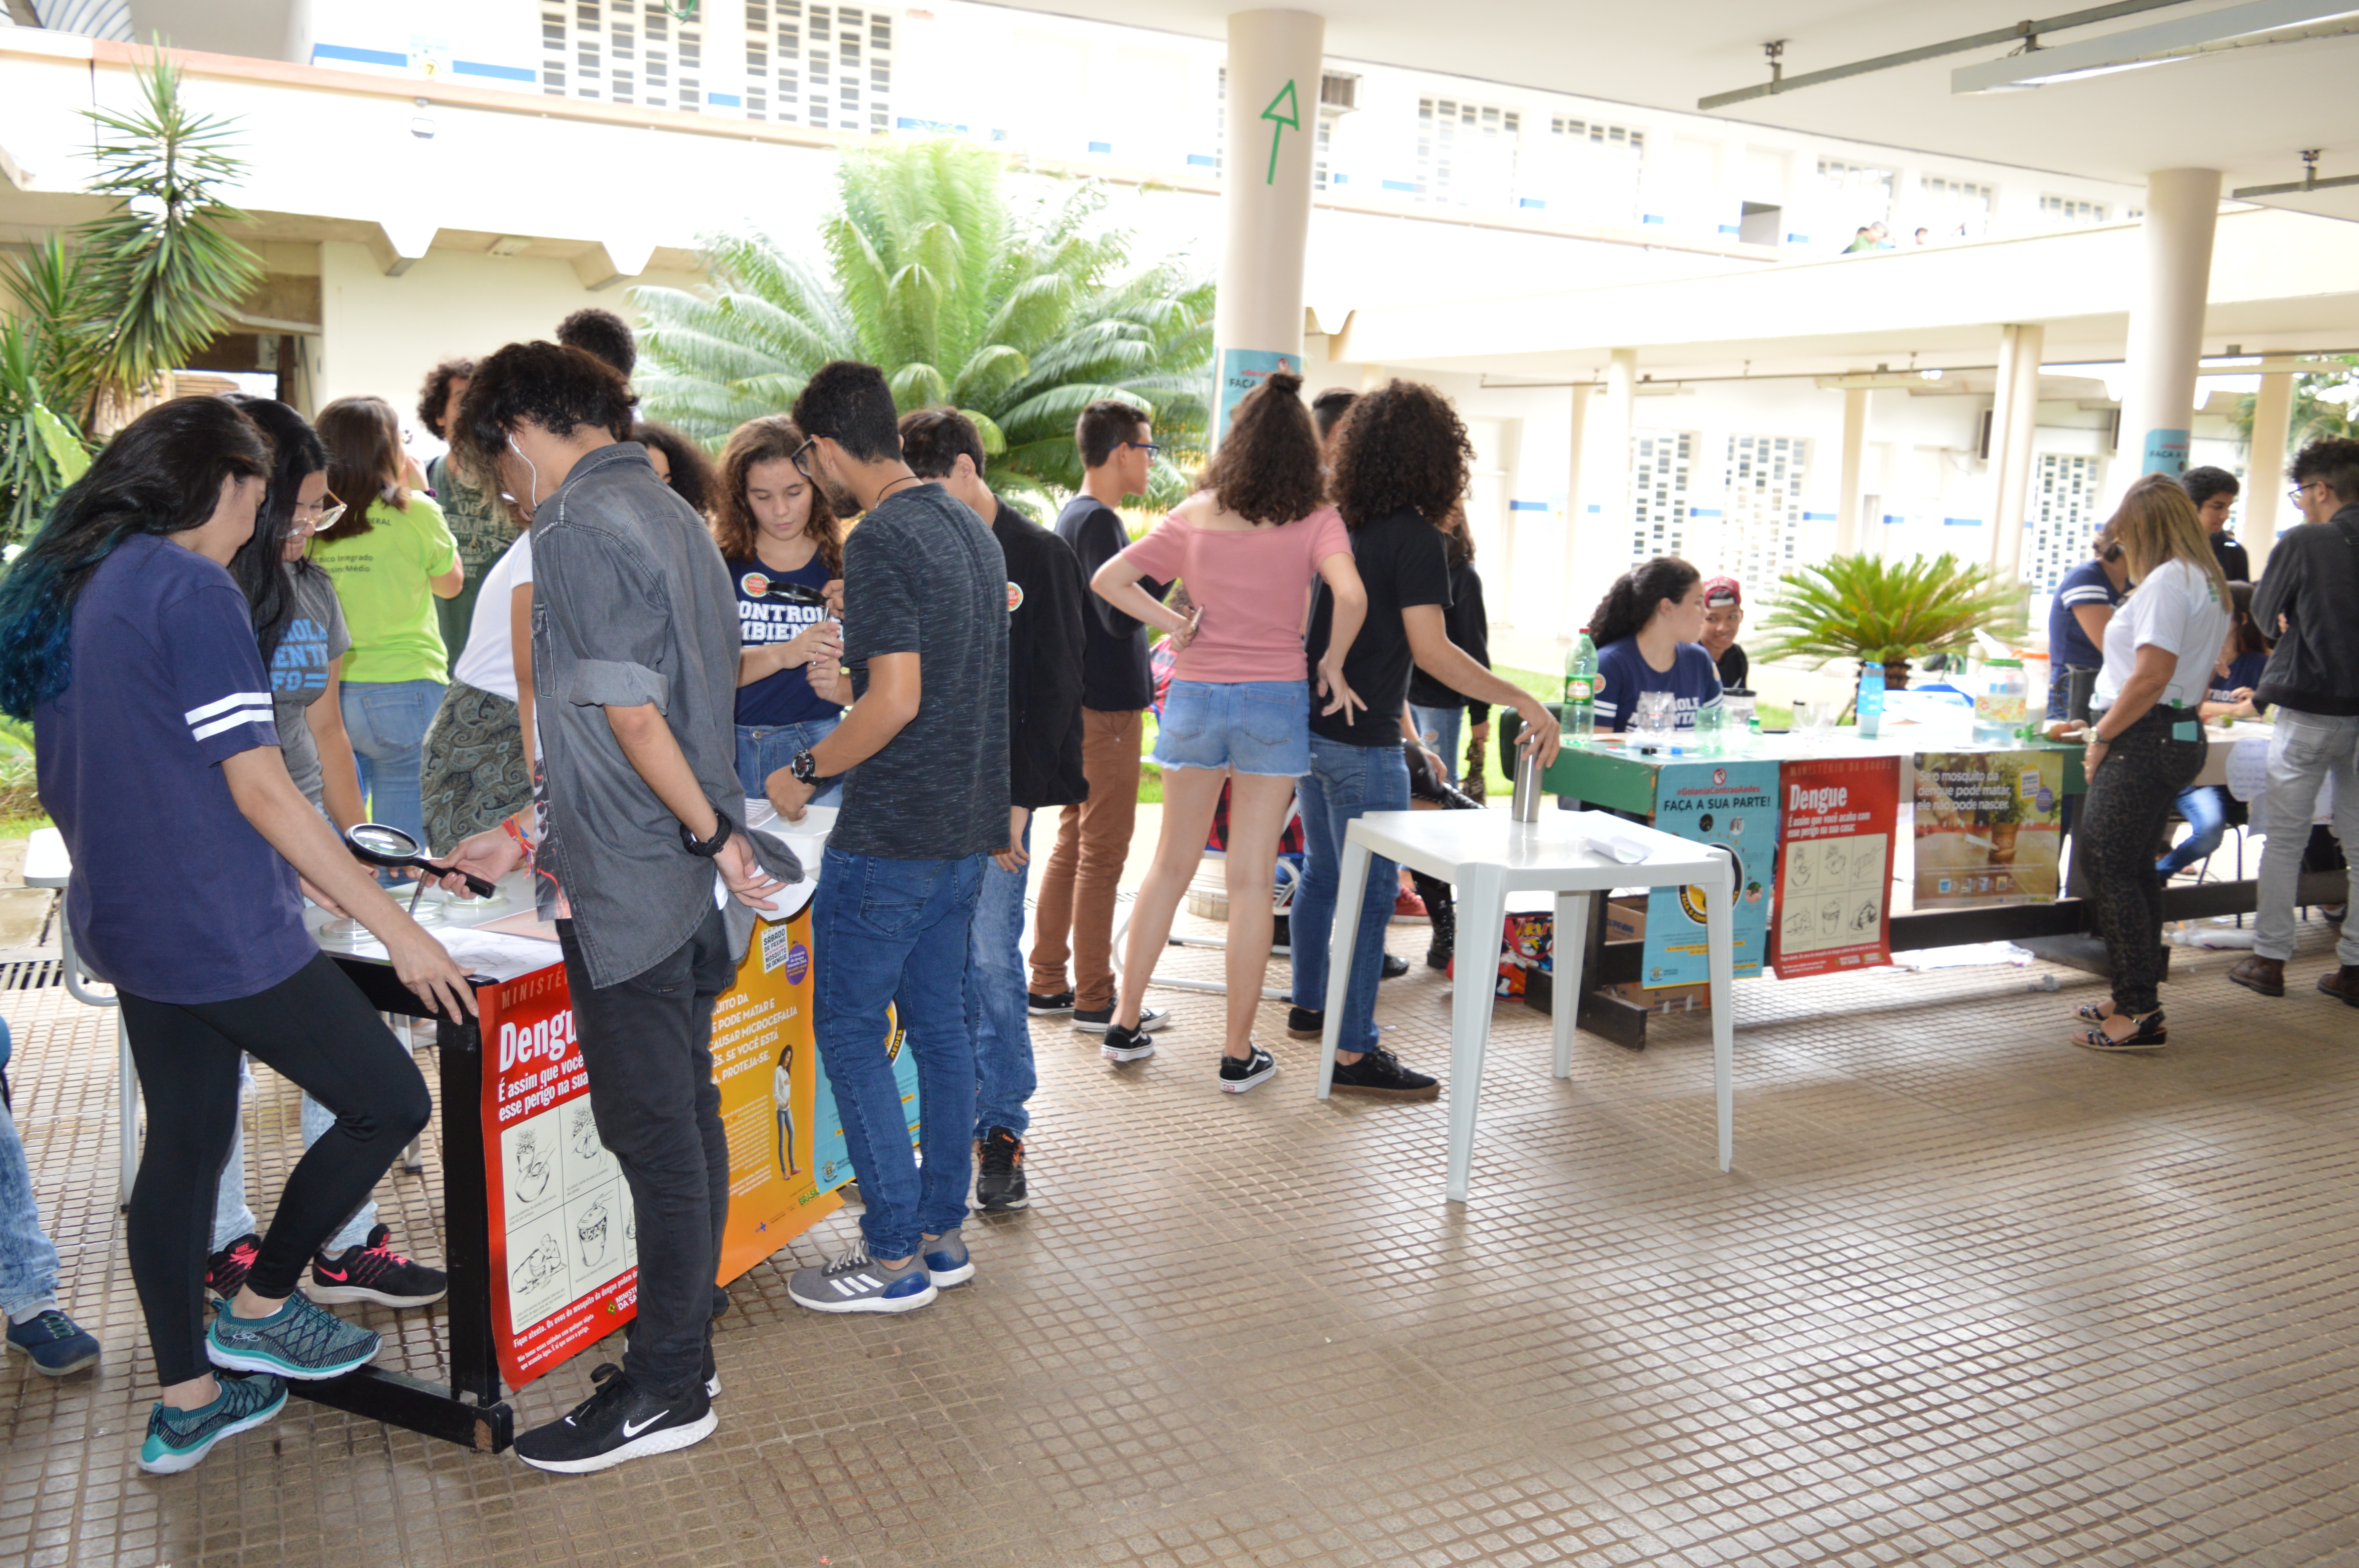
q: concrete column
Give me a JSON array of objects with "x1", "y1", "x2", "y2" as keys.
[
  {"x1": 1210, "y1": 8, "x2": 1325, "y2": 446},
  {"x1": 1988, "y1": 322, "x2": 2044, "y2": 583},
  {"x1": 2243, "y1": 358, "x2": 2297, "y2": 573},
  {"x1": 2114, "y1": 168, "x2": 2221, "y2": 494},
  {"x1": 1834, "y1": 386, "x2": 1868, "y2": 556},
  {"x1": 1559, "y1": 383, "x2": 1589, "y2": 632}
]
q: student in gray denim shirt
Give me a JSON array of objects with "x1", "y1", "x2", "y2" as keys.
[{"x1": 436, "y1": 341, "x2": 797, "y2": 1476}]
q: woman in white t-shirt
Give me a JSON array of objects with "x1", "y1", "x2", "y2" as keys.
[
  {"x1": 2071, "y1": 474, "x2": 2233, "y2": 1052},
  {"x1": 420, "y1": 488, "x2": 534, "y2": 851}
]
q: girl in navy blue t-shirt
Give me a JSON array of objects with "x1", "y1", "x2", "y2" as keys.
[
  {"x1": 0, "y1": 399, "x2": 472, "y2": 1475},
  {"x1": 710, "y1": 417, "x2": 848, "y2": 804},
  {"x1": 1588, "y1": 556, "x2": 1723, "y2": 734}
]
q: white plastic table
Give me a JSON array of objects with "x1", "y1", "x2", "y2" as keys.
[
  {"x1": 20, "y1": 827, "x2": 142, "y2": 1203},
  {"x1": 1315, "y1": 809, "x2": 1739, "y2": 1198}
]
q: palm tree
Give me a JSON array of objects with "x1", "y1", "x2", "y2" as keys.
[
  {"x1": 0, "y1": 50, "x2": 263, "y2": 537},
  {"x1": 2229, "y1": 355, "x2": 2359, "y2": 457},
  {"x1": 631, "y1": 138, "x2": 1214, "y2": 503}
]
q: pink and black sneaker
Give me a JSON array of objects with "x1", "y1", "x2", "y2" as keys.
[
  {"x1": 309, "y1": 1225, "x2": 448, "y2": 1309},
  {"x1": 205, "y1": 1233, "x2": 260, "y2": 1304}
]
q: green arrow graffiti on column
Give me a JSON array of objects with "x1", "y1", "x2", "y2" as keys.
[{"x1": 1261, "y1": 78, "x2": 1299, "y2": 186}]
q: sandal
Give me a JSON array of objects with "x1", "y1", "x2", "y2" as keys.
[
  {"x1": 2071, "y1": 1009, "x2": 2166, "y2": 1052},
  {"x1": 2073, "y1": 1000, "x2": 2115, "y2": 1024}
]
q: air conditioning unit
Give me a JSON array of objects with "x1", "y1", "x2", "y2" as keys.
[{"x1": 1319, "y1": 72, "x2": 1359, "y2": 112}]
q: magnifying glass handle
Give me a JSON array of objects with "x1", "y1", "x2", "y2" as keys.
[{"x1": 419, "y1": 858, "x2": 498, "y2": 899}]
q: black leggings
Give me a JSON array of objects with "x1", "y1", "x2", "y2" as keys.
[
  {"x1": 121, "y1": 954, "x2": 431, "y2": 1385},
  {"x1": 2078, "y1": 709, "x2": 2206, "y2": 1016}
]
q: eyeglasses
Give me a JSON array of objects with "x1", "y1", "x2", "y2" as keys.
[
  {"x1": 1125, "y1": 441, "x2": 1162, "y2": 456},
  {"x1": 293, "y1": 493, "x2": 348, "y2": 533},
  {"x1": 790, "y1": 436, "x2": 818, "y2": 481},
  {"x1": 2289, "y1": 481, "x2": 2322, "y2": 505}
]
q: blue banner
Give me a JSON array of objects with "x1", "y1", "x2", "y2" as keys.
[
  {"x1": 1212, "y1": 347, "x2": 1303, "y2": 445},
  {"x1": 1641, "y1": 760, "x2": 1780, "y2": 987}
]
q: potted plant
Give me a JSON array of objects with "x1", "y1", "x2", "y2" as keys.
[{"x1": 1749, "y1": 552, "x2": 2027, "y2": 691}]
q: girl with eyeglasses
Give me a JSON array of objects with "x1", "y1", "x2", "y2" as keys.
[{"x1": 206, "y1": 395, "x2": 450, "y2": 1317}]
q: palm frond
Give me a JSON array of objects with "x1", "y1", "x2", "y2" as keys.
[{"x1": 633, "y1": 138, "x2": 1214, "y2": 496}]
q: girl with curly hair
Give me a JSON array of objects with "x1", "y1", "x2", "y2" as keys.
[
  {"x1": 711, "y1": 415, "x2": 847, "y2": 803},
  {"x1": 1088, "y1": 371, "x2": 1365, "y2": 1088},
  {"x1": 1292, "y1": 379, "x2": 1561, "y2": 1102}
]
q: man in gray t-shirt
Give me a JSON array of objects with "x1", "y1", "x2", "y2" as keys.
[
  {"x1": 769, "y1": 361, "x2": 1009, "y2": 1317},
  {"x1": 267, "y1": 562, "x2": 356, "y2": 815}
]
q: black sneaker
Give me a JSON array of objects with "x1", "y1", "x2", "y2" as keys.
[
  {"x1": 513, "y1": 1362, "x2": 716, "y2": 1474},
  {"x1": 205, "y1": 1232, "x2": 260, "y2": 1304},
  {"x1": 1074, "y1": 1004, "x2": 1169, "y2": 1034},
  {"x1": 1329, "y1": 1045, "x2": 1441, "y2": 1101},
  {"x1": 309, "y1": 1225, "x2": 448, "y2": 1308},
  {"x1": 1101, "y1": 1022, "x2": 1156, "y2": 1063},
  {"x1": 975, "y1": 1127, "x2": 1029, "y2": 1211},
  {"x1": 1381, "y1": 953, "x2": 1409, "y2": 980},
  {"x1": 1026, "y1": 990, "x2": 1075, "y2": 1015},
  {"x1": 1218, "y1": 1045, "x2": 1277, "y2": 1094},
  {"x1": 1285, "y1": 1006, "x2": 1324, "y2": 1040}
]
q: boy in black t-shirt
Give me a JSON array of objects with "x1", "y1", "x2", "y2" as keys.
[{"x1": 1027, "y1": 401, "x2": 1174, "y2": 1035}]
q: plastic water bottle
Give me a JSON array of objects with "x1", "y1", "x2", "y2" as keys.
[
  {"x1": 1857, "y1": 661, "x2": 1886, "y2": 740},
  {"x1": 1564, "y1": 628, "x2": 1598, "y2": 743}
]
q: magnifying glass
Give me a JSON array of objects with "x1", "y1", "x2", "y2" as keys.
[{"x1": 345, "y1": 823, "x2": 499, "y2": 900}]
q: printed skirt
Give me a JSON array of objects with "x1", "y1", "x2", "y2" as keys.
[{"x1": 420, "y1": 680, "x2": 532, "y2": 852}]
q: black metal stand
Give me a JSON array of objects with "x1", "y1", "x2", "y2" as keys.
[{"x1": 303, "y1": 957, "x2": 515, "y2": 1453}]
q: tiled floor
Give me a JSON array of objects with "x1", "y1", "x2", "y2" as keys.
[{"x1": 6, "y1": 892, "x2": 2359, "y2": 1567}]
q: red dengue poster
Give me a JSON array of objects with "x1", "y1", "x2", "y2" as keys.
[
  {"x1": 479, "y1": 965, "x2": 640, "y2": 1391},
  {"x1": 1771, "y1": 754, "x2": 1899, "y2": 978}
]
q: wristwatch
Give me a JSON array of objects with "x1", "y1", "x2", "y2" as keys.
[
  {"x1": 789, "y1": 747, "x2": 824, "y2": 786},
  {"x1": 680, "y1": 813, "x2": 732, "y2": 858}
]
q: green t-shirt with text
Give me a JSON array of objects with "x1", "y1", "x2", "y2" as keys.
[{"x1": 309, "y1": 494, "x2": 458, "y2": 684}]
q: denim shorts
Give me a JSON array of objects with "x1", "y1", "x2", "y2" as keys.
[{"x1": 1153, "y1": 679, "x2": 1310, "y2": 777}]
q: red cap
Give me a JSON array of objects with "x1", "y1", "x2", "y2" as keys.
[{"x1": 1701, "y1": 576, "x2": 1742, "y2": 608}]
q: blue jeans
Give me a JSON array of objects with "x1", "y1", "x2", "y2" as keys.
[
  {"x1": 211, "y1": 1064, "x2": 374, "y2": 1255},
  {"x1": 813, "y1": 847, "x2": 984, "y2": 1261},
  {"x1": 2156, "y1": 786, "x2": 2229, "y2": 877},
  {"x1": 735, "y1": 716, "x2": 844, "y2": 807},
  {"x1": 969, "y1": 819, "x2": 1034, "y2": 1139},
  {"x1": 1408, "y1": 703, "x2": 1465, "y2": 784},
  {"x1": 342, "y1": 678, "x2": 445, "y2": 856},
  {"x1": 0, "y1": 1020, "x2": 63, "y2": 1321},
  {"x1": 1290, "y1": 735, "x2": 1410, "y2": 1053}
]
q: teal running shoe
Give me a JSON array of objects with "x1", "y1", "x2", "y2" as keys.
[
  {"x1": 206, "y1": 1292, "x2": 379, "y2": 1380},
  {"x1": 138, "y1": 1374, "x2": 287, "y2": 1474}
]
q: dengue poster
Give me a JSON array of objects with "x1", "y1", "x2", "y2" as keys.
[
  {"x1": 1641, "y1": 760, "x2": 1779, "y2": 987},
  {"x1": 1771, "y1": 755, "x2": 1899, "y2": 978},
  {"x1": 479, "y1": 909, "x2": 839, "y2": 1392},
  {"x1": 708, "y1": 909, "x2": 844, "y2": 1283},
  {"x1": 1912, "y1": 749, "x2": 2064, "y2": 909}
]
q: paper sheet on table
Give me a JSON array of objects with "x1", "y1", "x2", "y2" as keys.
[
  {"x1": 478, "y1": 910, "x2": 560, "y2": 942},
  {"x1": 436, "y1": 927, "x2": 568, "y2": 982}
]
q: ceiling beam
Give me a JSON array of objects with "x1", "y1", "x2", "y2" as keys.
[{"x1": 1697, "y1": 0, "x2": 2192, "y2": 111}]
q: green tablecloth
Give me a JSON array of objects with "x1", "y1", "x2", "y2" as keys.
[{"x1": 1522, "y1": 719, "x2": 2088, "y2": 816}]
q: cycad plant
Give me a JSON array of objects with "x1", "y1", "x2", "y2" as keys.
[
  {"x1": 1751, "y1": 552, "x2": 2027, "y2": 688},
  {"x1": 631, "y1": 138, "x2": 1214, "y2": 503}
]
